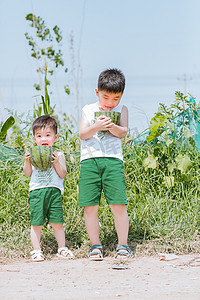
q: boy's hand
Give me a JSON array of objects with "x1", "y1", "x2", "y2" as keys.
[
  {"x1": 51, "y1": 151, "x2": 59, "y2": 165},
  {"x1": 24, "y1": 150, "x2": 32, "y2": 176},
  {"x1": 25, "y1": 150, "x2": 31, "y2": 161},
  {"x1": 95, "y1": 115, "x2": 113, "y2": 131},
  {"x1": 51, "y1": 151, "x2": 67, "y2": 179}
]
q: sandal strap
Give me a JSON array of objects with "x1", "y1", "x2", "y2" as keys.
[
  {"x1": 89, "y1": 245, "x2": 103, "y2": 252},
  {"x1": 58, "y1": 247, "x2": 69, "y2": 254},
  {"x1": 89, "y1": 251, "x2": 103, "y2": 258},
  {"x1": 89, "y1": 245, "x2": 103, "y2": 260},
  {"x1": 30, "y1": 249, "x2": 44, "y2": 261},
  {"x1": 30, "y1": 249, "x2": 43, "y2": 255},
  {"x1": 116, "y1": 245, "x2": 133, "y2": 257},
  {"x1": 58, "y1": 247, "x2": 74, "y2": 257}
]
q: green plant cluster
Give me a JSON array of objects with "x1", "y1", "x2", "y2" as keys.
[
  {"x1": 0, "y1": 92, "x2": 200, "y2": 258},
  {"x1": 123, "y1": 92, "x2": 200, "y2": 253}
]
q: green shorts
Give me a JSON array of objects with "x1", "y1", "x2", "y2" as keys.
[
  {"x1": 28, "y1": 187, "x2": 64, "y2": 226},
  {"x1": 79, "y1": 157, "x2": 127, "y2": 207}
]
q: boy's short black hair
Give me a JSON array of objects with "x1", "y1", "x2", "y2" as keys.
[
  {"x1": 97, "y1": 68, "x2": 125, "y2": 93},
  {"x1": 32, "y1": 115, "x2": 58, "y2": 135}
]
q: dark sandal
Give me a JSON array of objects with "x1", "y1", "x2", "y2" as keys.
[
  {"x1": 88, "y1": 245, "x2": 103, "y2": 261},
  {"x1": 114, "y1": 245, "x2": 133, "y2": 260}
]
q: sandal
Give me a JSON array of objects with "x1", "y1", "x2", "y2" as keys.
[
  {"x1": 30, "y1": 249, "x2": 45, "y2": 262},
  {"x1": 114, "y1": 245, "x2": 133, "y2": 260},
  {"x1": 88, "y1": 245, "x2": 103, "y2": 261},
  {"x1": 57, "y1": 247, "x2": 74, "y2": 259}
]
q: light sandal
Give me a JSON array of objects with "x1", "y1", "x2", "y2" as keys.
[
  {"x1": 88, "y1": 245, "x2": 103, "y2": 261},
  {"x1": 30, "y1": 249, "x2": 45, "y2": 262},
  {"x1": 114, "y1": 245, "x2": 133, "y2": 260},
  {"x1": 57, "y1": 247, "x2": 74, "y2": 259}
]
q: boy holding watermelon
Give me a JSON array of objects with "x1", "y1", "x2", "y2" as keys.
[
  {"x1": 79, "y1": 69, "x2": 132, "y2": 260},
  {"x1": 24, "y1": 115, "x2": 74, "y2": 262}
]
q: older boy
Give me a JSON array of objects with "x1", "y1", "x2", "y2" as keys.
[
  {"x1": 79, "y1": 69, "x2": 132, "y2": 260},
  {"x1": 24, "y1": 115, "x2": 74, "y2": 261}
]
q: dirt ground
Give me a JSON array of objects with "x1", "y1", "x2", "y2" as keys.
[{"x1": 1, "y1": 254, "x2": 200, "y2": 300}]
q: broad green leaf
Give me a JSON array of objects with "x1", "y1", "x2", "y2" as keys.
[
  {"x1": 0, "y1": 116, "x2": 15, "y2": 134},
  {"x1": 143, "y1": 153, "x2": 158, "y2": 170},
  {"x1": 167, "y1": 162, "x2": 175, "y2": 173},
  {"x1": 175, "y1": 154, "x2": 193, "y2": 174},
  {"x1": 149, "y1": 123, "x2": 160, "y2": 134},
  {"x1": 0, "y1": 116, "x2": 15, "y2": 142},
  {"x1": 149, "y1": 115, "x2": 165, "y2": 131},
  {"x1": 146, "y1": 128, "x2": 165, "y2": 142}
]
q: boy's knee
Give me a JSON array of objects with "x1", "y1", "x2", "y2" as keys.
[
  {"x1": 109, "y1": 204, "x2": 127, "y2": 215},
  {"x1": 84, "y1": 205, "x2": 99, "y2": 216},
  {"x1": 31, "y1": 225, "x2": 43, "y2": 231},
  {"x1": 50, "y1": 223, "x2": 63, "y2": 230}
]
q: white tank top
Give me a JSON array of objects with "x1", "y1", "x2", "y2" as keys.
[
  {"x1": 80, "y1": 102, "x2": 123, "y2": 162},
  {"x1": 29, "y1": 151, "x2": 64, "y2": 194}
]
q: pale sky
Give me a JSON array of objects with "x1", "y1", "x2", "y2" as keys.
[{"x1": 1, "y1": 0, "x2": 200, "y2": 134}]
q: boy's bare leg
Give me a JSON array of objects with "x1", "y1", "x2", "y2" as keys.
[
  {"x1": 109, "y1": 204, "x2": 129, "y2": 247},
  {"x1": 31, "y1": 225, "x2": 43, "y2": 250},
  {"x1": 84, "y1": 205, "x2": 102, "y2": 258},
  {"x1": 50, "y1": 223, "x2": 65, "y2": 248}
]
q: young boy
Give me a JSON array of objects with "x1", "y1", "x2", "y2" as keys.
[
  {"x1": 24, "y1": 115, "x2": 74, "y2": 262},
  {"x1": 79, "y1": 69, "x2": 132, "y2": 260}
]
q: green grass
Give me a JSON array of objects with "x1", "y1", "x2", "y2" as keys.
[{"x1": 0, "y1": 141, "x2": 200, "y2": 260}]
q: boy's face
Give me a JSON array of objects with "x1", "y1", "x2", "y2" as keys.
[
  {"x1": 95, "y1": 89, "x2": 123, "y2": 111},
  {"x1": 33, "y1": 126, "x2": 58, "y2": 146}
]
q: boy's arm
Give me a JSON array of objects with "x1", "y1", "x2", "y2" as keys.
[
  {"x1": 52, "y1": 151, "x2": 67, "y2": 179},
  {"x1": 79, "y1": 110, "x2": 113, "y2": 140},
  {"x1": 23, "y1": 151, "x2": 33, "y2": 176},
  {"x1": 108, "y1": 105, "x2": 128, "y2": 138}
]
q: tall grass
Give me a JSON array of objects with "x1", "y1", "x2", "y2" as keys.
[{"x1": 123, "y1": 142, "x2": 200, "y2": 254}]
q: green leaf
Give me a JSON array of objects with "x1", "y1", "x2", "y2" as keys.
[
  {"x1": 25, "y1": 13, "x2": 34, "y2": 22},
  {"x1": 0, "y1": 116, "x2": 15, "y2": 142},
  {"x1": 143, "y1": 153, "x2": 158, "y2": 170},
  {"x1": 64, "y1": 85, "x2": 70, "y2": 95},
  {"x1": 149, "y1": 115, "x2": 165, "y2": 132},
  {"x1": 146, "y1": 128, "x2": 165, "y2": 142},
  {"x1": 34, "y1": 83, "x2": 41, "y2": 91},
  {"x1": 167, "y1": 161, "x2": 175, "y2": 173},
  {"x1": 0, "y1": 116, "x2": 15, "y2": 134},
  {"x1": 175, "y1": 154, "x2": 193, "y2": 174},
  {"x1": 147, "y1": 114, "x2": 166, "y2": 142}
]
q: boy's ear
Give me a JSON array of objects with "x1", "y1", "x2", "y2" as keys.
[
  {"x1": 95, "y1": 88, "x2": 99, "y2": 96},
  {"x1": 55, "y1": 134, "x2": 59, "y2": 141},
  {"x1": 33, "y1": 136, "x2": 36, "y2": 141}
]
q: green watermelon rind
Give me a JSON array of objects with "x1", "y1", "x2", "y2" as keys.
[
  {"x1": 30, "y1": 146, "x2": 53, "y2": 171},
  {"x1": 95, "y1": 111, "x2": 121, "y2": 134},
  {"x1": 94, "y1": 111, "x2": 121, "y2": 125}
]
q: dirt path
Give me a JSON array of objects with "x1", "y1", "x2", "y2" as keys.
[{"x1": 0, "y1": 254, "x2": 200, "y2": 299}]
